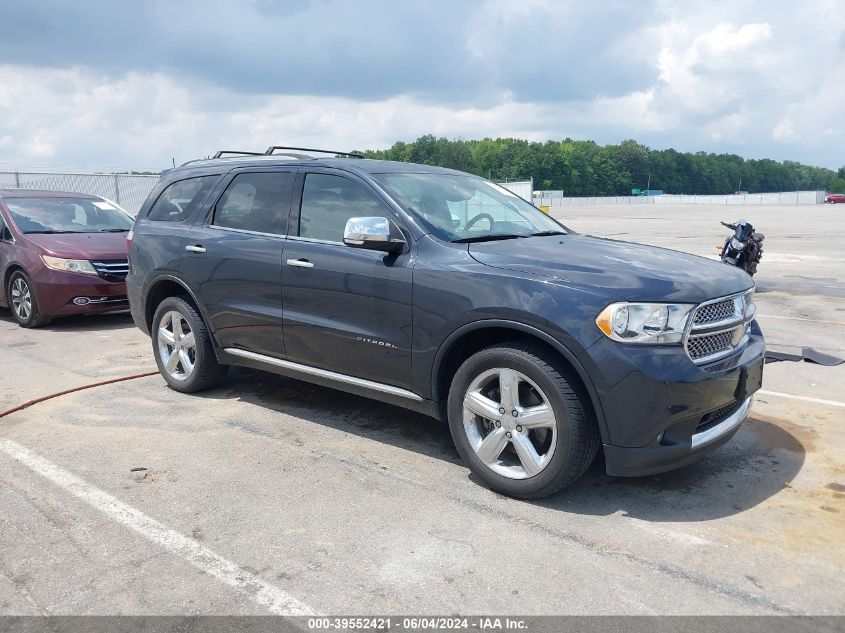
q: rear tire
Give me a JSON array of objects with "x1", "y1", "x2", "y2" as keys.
[
  {"x1": 6, "y1": 271, "x2": 50, "y2": 328},
  {"x1": 152, "y1": 296, "x2": 228, "y2": 393},
  {"x1": 447, "y1": 341, "x2": 599, "y2": 499}
]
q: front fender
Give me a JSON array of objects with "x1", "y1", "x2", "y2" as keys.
[{"x1": 431, "y1": 318, "x2": 610, "y2": 444}]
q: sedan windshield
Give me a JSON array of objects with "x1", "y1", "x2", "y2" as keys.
[
  {"x1": 4, "y1": 197, "x2": 134, "y2": 234},
  {"x1": 373, "y1": 173, "x2": 567, "y2": 242}
]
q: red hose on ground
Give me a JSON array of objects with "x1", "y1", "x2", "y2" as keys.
[{"x1": 0, "y1": 371, "x2": 159, "y2": 419}]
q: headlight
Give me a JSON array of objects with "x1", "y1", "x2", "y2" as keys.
[
  {"x1": 595, "y1": 302, "x2": 694, "y2": 344},
  {"x1": 729, "y1": 236, "x2": 745, "y2": 250},
  {"x1": 41, "y1": 255, "x2": 98, "y2": 276}
]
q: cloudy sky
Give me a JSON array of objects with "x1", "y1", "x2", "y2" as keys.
[{"x1": 0, "y1": 0, "x2": 842, "y2": 171}]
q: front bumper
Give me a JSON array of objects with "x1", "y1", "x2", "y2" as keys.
[
  {"x1": 586, "y1": 321, "x2": 765, "y2": 477},
  {"x1": 31, "y1": 268, "x2": 127, "y2": 316},
  {"x1": 603, "y1": 396, "x2": 753, "y2": 477}
]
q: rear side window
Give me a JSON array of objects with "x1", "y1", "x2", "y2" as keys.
[
  {"x1": 298, "y1": 173, "x2": 385, "y2": 242},
  {"x1": 212, "y1": 172, "x2": 293, "y2": 235},
  {"x1": 147, "y1": 176, "x2": 218, "y2": 222}
]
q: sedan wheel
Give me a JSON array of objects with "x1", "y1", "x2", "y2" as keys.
[
  {"x1": 10, "y1": 278, "x2": 32, "y2": 321},
  {"x1": 463, "y1": 367, "x2": 557, "y2": 479},
  {"x1": 6, "y1": 271, "x2": 49, "y2": 328},
  {"x1": 157, "y1": 310, "x2": 197, "y2": 381}
]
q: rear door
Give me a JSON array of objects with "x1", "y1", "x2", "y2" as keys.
[
  {"x1": 180, "y1": 167, "x2": 296, "y2": 355},
  {"x1": 281, "y1": 169, "x2": 414, "y2": 390}
]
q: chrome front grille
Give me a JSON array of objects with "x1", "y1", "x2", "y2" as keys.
[
  {"x1": 685, "y1": 291, "x2": 754, "y2": 365},
  {"x1": 693, "y1": 298, "x2": 738, "y2": 325},
  {"x1": 91, "y1": 259, "x2": 129, "y2": 281},
  {"x1": 687, "y1": 328, "x2": 742, "y2": 361}
]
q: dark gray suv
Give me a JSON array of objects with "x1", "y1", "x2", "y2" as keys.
[{"x1": 127, "y1": 147, "x2": 765, "y2": 499}]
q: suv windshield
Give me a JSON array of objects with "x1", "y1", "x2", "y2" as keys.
[
  {"x1": 374, "y1": 173, "x2": 566, "y2": 242},
  {"x1": 4, "y1": 197, "x2": 134, "y2": 234}
]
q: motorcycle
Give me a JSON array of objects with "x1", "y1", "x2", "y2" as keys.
[{"x1": 718, "y1": 219, "x2": 764, "y2": 276}]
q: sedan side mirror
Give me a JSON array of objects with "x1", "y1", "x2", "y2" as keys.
[{"x1": 343, "y1": 217, "x2": 405, "y2": 253}]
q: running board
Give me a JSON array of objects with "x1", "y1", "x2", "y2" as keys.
[{"x1": 224, "y1": 348, "x2": 424, "y2": 402}]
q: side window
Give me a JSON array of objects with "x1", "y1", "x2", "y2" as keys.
[
  {"x1": 0, "y1": 213, "x2": 10, "y2": 241},
  {"x1": 212, "y1": 172, "x2": 293, "y2": 235},
  {"x1": 147, "y1": 175, "x2": 219, "y2": 222},
  {"x1": 299, "y1": 173, "x2": 386, "y2": 242}
]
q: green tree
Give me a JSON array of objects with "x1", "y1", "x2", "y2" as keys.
[{"x1": 363, "y1": 136, "x2": 835, "y2": 196}]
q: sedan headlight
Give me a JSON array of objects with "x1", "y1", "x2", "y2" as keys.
[
  {"x1": 596, "y1": 302, "x2": 694, "y2": 344},
  {"x1": 41, "y1": 255, "x2": 98, "y2": 276}
]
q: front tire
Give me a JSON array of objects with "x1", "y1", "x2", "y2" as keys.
[
  {"x1": 447, "y1": 341, "x2": 599, "y2": 499},
  {"x1": 152, "y1": 296, "x2": 227, "y2": 392},
  {"x1": 6, "y1": 271, "x2": 50, "y2": 328}
]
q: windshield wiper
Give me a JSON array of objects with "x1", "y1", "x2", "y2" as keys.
[
  {"x1": 25, "y1": 230, "x2": 72, "y2": 234},
  {"x1": 529, "y1": 230, "x2": 567, "y2": 237},
  {"x1": 451, "y1": 234, "x2": 525, "y2": 244},
  {"x1": 97, "y1": 228, "x2": 129, "y2": 232}
]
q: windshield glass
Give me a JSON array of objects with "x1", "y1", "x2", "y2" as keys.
[
  {"x1": 373, "y1": 173, "x2": 567, "y2": 242},
  {"x1": 4, "y1": 197, "x2": 134, "y2": 234}
]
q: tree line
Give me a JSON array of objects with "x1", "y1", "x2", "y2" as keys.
[{"x1": 360, "y1": 135, "x2": 845, "y2": 196}]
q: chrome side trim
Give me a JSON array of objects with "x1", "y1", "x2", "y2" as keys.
[
  {"x1": 286, "y1": 235, "x2": 344, "y2": 246},
  {"x1": 201, "y1": 224, "x2": 287, "y2": 240},
  {"x1": 690, "y1": 396, "x2": 752, "y2": 449},
  {"x1": 224, "y1": 348, "x2": 424, "y2": 402}
]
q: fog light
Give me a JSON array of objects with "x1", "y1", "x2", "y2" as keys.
[{"x1": 73, "y1": 297, "x2": 90, "y2": 305}]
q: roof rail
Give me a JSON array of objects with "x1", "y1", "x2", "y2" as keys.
[
  {"x1": 179, "y1": 146, "x2": 364, "y2": 168},
  {"x1": 179, "y1": 151, "x2": 268, "y2": 167},
  {"x1": 264, "y1": 146, "x2": 364, "y2": 158},
  {"x1": 212, "y1": 150, "x2": 264, "y2": 159}
]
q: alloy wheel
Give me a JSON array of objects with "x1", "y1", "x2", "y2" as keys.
[
  {"x1": 10, "y1": 278, "x2": 32, "y2": 321},
  {"x1": 462, "y1": 367, "x2": 558, "y2": 479},
  {"x1": 157, "y1": 310, "x2": 197, "y2": 381}
]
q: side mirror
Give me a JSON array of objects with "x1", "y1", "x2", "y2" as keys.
[{"x1": 343, "y1": 217, "x2": 405, "y2": 253}]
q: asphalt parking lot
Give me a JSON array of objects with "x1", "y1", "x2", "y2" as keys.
[{"x1": 1, "y1": 203, "x2": 843, "y2": 615}]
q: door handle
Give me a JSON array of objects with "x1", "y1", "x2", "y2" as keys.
[
  {"x1": 286, "y1": 258, "x2": 314, "y2": 269},
  {"x1": 185, "y1": 244, "x2": 206, "y2": 253}
]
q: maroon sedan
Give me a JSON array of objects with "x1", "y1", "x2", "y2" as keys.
[
  {"x1": 826, "y1": 193, "x2": 845, "y2": 203},
  {"x1": 0, "y1": 189, "x2": 133, "y2": 327}
]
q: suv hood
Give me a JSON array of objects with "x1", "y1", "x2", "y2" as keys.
[
  {"x1": 468, "y1": 233, "x2": 752, "y2": 303},
  {"x1": 24, "y1": 232, "x2": 129, "y2": 260}
]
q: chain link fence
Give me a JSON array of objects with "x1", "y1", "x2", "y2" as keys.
[
  {"x1": 534, "y1": 191, "x2": 827, "y2": 207},
  {"x1": 0, "y1": 171, "x2": 160, "y2": 215}
]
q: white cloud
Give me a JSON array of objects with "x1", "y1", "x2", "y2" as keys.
[
  {"x1": 0, "y1": 1, "x2": 842, "y2": 170},
  {"x1": 772, "y1": 118, "x2": 797, "y2": 141},
  {"x1": 654, "y1": 21, "x2": 775, "y2": 116},
  {"x1": 0, "y1": 65, "x2": 672, "y2": 169}
]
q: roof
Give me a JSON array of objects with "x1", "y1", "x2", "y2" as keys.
[
  {"x1": 0, "y1": 188, "x2": 101, "y2": 199},
  {"x1": 171, "y1": 156, "x2": 470, "y2": 178}
]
